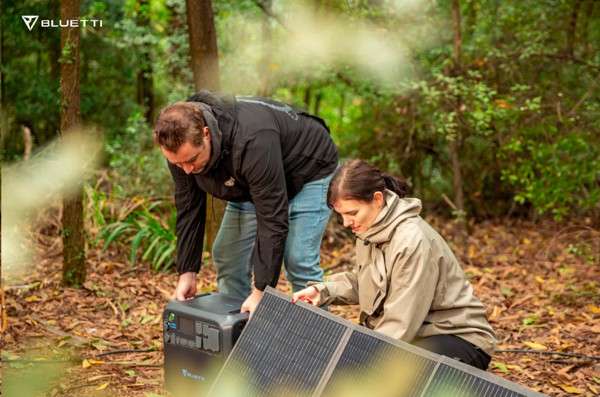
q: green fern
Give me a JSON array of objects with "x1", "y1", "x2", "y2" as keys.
[{"x1": 95, "y1": 197, "x2": 177, "y2": 271}]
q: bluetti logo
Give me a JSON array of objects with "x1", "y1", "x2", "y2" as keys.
[
  {"x1": 21, "y1": 15, "x2": 103, "y2": 31},
  {"x1": 181, "y1": 368, "x2": 206, "y2": 382},
  {"x1": 21, "y1": 15, "x2": 38, "y2": 31}
]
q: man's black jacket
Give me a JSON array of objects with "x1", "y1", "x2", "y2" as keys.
[{"x1": 168, "y1": 91, "x2": 338, "y2": 291}]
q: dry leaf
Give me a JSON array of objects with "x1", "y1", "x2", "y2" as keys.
[
  {"x1": 96, "y1": 382, "x2": 109, "y2": 391},
  {"x1": 523, "y1": 341, "x2": 547, "y2": 351},
  {"x1": 585, "y1": 304, "x2": 600, "y2": 314},
  {"x1": 558, "y1": 384, "x2": 583, "y2": 394}
]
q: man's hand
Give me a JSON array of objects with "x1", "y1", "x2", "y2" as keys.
[
  {"x1": 292, "y1": 286, "x2": 320, "y2": 306},
  {"x1": 241, "y1": 288, "x2": 264, "y2": 318},
  {"x1": 174, "y1": 272, "x2": 197, "y2": 301}
]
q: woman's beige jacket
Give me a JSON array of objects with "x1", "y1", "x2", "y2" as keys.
[{"x1": 314, "y1": 190, "x2": 496, "y2": 355}]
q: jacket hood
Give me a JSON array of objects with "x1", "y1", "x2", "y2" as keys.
[
  {"x1": 187, "y1": 91, "x2": 237, "y2": 175},
  {"x1": 356, "y1": 190, "x2": 422, "y2": 244},
  {"x1": 195, "y1": 102, "x2": 222, "y2": 175}
]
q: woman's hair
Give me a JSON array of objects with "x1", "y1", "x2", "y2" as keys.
[{"x1": 327, "y1": 159, "x2": 409, "y2": 207}]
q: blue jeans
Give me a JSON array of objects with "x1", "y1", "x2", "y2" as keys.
[{"x1": 212, "y1": 173, "x2": 333, "y2": 299}]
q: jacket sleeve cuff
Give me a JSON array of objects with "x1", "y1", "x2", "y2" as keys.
[
  {"x1": 253, "y1": 282, "x2": 268, "y2": 292},
  {"x1": 177, "y1": 262, "x2": 201, "y2": 275},
  {"x1": 307, "y1": 281, "x2": 332, "y2": 305}
]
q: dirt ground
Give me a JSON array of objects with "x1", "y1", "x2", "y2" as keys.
[{"x1": 2, "y1": 214, "x2": 599, "y2": 396}]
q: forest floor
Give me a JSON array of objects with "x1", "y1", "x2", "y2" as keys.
[{"x1": 1, "y1": 212, "x2": 599, "y2": 397}]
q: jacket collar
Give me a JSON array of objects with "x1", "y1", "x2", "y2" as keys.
[{"x1": 356, "y1": 190, "x2": 422, "y2": 245}]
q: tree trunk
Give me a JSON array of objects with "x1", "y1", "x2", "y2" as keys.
[
  {"x1": 60, "y1": 0, "x2": 85, "y2": 287},
  {"x1": 566, "y1": 0, "x2": 582, "y2": 58},
  {"x1": 580, "y1": 0, "x2": 595, "y2": 58},
  {"x1": 450, "y1": 0, "x2": 467, "y2": 242},
  {"x1": 313, "y1": 90, "x2": 322, "y2": 116},
  {"x1": 257, "y1": 0, "x2": 273, "y2": 96},
  {"x1": 22, "y1": 126, "x2": 32, "y2": 160},
  {"x1": 303, "y1": 86, "x2": 312, "y2": 110},
  {"x1": 0, "y1": 11, "x2": 4, "y2": 109},
  {"x1": 136, "y1": 0, "x2": 154, "y2": 123},
  {"x1": 136, "y1": 59, "x2": 154, "y2": 122},
  {"x1": 186, "y1": 0, "x2": 220, "y2": 91},
  {"x1": 186, "y1": 0, "x2": 223, "y2": 253}
]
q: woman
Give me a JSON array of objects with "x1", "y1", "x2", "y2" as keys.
[{"x1": 293, "y1": 159, "x2": 496, "y2": 370}]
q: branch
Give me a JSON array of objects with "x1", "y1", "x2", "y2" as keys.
[
  {"x1": 252, "y1": 0, "x2": 289, "y2": 31},
  {"x1": 496, "y1": 349, "x2": 600, "y2": 361},
  {"x1": 95, "y1": 348, "x2": 157, "y2": 358}
]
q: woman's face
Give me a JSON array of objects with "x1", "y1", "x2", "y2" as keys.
[{"x1": 333, "y1": 191, "x2": 384, "y2": 234}]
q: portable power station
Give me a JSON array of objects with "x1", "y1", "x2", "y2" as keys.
[{"x1": 163, "y1": 293, "x2": 249, "y2": 396}]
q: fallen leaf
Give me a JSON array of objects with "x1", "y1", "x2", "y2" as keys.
[
  {"x1": 95, "y1": 382, "x2": 109, "y2": 391},
  {"x1": 523, "y1": 341, "x2": 547, "y2": 351},
  {"x1": 556, "y1": 365, "x2": 575, "y2": 378},
  {"x1": 489, "y1": 305, "x2": 503, "y2": 320},
  {"x1": 557, "y1": 384, "x2": 583, "y2": 394},
  {"x1": 585, "y1": 304, "x2": 600, "y2": 314},
  {"x1": 82, "y1": 358, "x2": 104, "y2": 368},
  {"x1": 492, "y1": 361, "x2": 509, "y2": 374},
  {"x1": 468, "y1": 245, "x2": 477, "y2": 259},
  {"x1": 25, "y1": 295, "x2": 42, "y2": 302}
]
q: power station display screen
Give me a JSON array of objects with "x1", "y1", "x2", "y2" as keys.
[{"x1": 179, "y1": 317, "x2": 195, "y2": 335}]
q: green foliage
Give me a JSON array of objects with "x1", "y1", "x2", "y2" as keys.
[
  {"x1": 105, "y1": 111, "x2": 171, "y2": 198},
  {"x1": 501, "y1": 133, "x2": 600, "y2": 220},
  {"x1": 88, "y1": 186, "x2": 177, "y2": 271}
]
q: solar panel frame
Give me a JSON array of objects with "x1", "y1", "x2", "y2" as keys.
[{"x1": 209, "y1": 287, "x2": 547, "y2": 397}]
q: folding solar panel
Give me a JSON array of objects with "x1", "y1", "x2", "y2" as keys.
[{"x1": 210, "y1": 287, "x2": 547, "y2": 397}]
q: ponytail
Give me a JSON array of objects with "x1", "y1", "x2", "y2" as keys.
[
  {"x1": 328, "y1": 159, "x2": 410, "y2": 207},
  {"x1": 382, "y1": 174, "x2": 409, "y2": 198}
]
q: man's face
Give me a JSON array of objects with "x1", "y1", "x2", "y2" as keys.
[{"x1": 161, "y1": 127, "x2": 211, "y2": 175}]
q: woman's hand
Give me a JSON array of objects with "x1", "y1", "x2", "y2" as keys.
[
  {"x1": 292, "y1": 286, "x2": 321, "y2": 306},
  {"x1": 241, "y1": 288, "x2": 264, "y2": 318}
]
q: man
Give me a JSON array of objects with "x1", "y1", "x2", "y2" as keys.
[{"x1": 154, "y1": 91, "x2": 338, "y2": 315}]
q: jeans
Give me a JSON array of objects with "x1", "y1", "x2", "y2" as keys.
[{"x1": 212, "y1": 173, "x2": 334, "y2": 299}]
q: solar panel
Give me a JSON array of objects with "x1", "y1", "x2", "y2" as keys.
[{"x1": 210, "y1": 287, "x2": 546, "y2": 397}]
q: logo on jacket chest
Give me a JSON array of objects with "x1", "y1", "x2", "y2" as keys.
[{"x1": 224, "y1": 177, "x2": 236, "y2": 187}]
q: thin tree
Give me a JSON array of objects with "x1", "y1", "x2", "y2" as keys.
[
  {"x1": 136, "y1": 0, "x2": 154, "y2": 123},
  {"x1": 450, "y1": 0, "x2": 467, "y2": 242},
  {"x1": 60, "y1": 0, "x2": 85, "y2": 286},
  {"x1": 185, "y1": 0, "x2": 223, "y2": 252}
]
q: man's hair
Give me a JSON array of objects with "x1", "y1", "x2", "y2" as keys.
[{"x1": 153, "y1": 102, "x2": 206, "y2": 152}]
